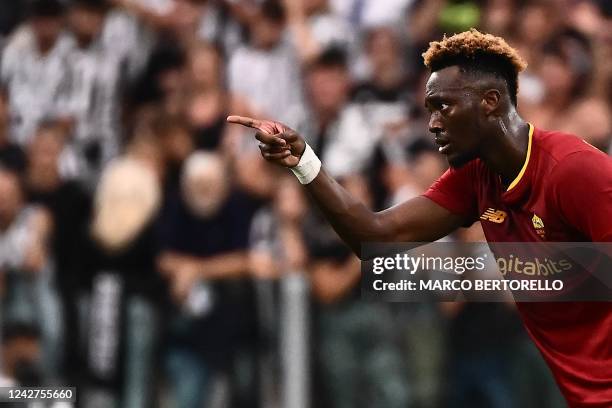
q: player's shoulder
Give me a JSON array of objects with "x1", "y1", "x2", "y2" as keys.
[
  {"x1": 534, "y1": 127, "x2": 610, "y2": 164},
  {"x1": 535, "y1": 127, "x2": 612, "y2": 185}
]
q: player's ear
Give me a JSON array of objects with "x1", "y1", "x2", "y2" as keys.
[{"x1": 481, "y1": 89, "x2": 501, "y2": 115}]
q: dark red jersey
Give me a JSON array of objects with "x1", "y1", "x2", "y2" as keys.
[{"x1": 424, "y1": 125, "x2": 612, "y2": 407}]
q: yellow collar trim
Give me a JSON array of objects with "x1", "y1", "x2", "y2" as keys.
[{"x1": 506, "y1": 123, "x2": 534, "y2": 191}]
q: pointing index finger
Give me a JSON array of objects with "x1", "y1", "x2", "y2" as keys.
[{"x1": 227, "y1": 115, "x2": 263, "y2": 130}]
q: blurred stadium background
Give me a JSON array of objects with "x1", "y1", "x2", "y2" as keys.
[{"x1": 0, "y1": 0, "x2": 609, "y2": 407}]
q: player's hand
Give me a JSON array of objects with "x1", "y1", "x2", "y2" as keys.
[{"x1": 226, "y1": 115, "x2": 306, "y2": 168}]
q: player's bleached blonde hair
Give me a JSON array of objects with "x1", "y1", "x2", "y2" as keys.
[
  {"x1": 423, "y1": 29, "x2": 527, "y2": 72},
  {"x1": 422, "y1": 29, "x2": 528, "y2": 105}
]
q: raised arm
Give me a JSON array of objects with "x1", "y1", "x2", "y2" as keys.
[{"x1": 227, "y1": 116, "x2": 466, "y2": 257}]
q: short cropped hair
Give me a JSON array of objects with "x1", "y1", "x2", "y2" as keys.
[
  {"x1": 423, "y1": 29, "x2": 527, "y2": 106},
  {"x1": 260, "y1": 0, "x2": 285, "y2": 24},
  {"x1": 27, "y1": 0, "x2": 65, "y2": 18},
  {"x1": 307, "y1": 47, "x2": 348, "y2": 72},
  {"x1": 69, "y1": 0, "x2": 110, "y2": 12}
]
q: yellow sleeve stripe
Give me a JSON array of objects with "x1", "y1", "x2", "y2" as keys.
[{"x1": 507, "y1": 123, "x2": 534, "y2": 191}]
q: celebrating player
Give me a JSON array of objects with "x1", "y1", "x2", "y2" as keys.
[{"x1": 227, "y1": 29, "x2": 612, "y2": 407}]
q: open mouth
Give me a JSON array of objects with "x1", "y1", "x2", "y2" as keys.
[{"x1": 435, "y1": 136, "x2": 451, "y2": 154}]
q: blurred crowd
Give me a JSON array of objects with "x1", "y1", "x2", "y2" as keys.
[{"x1": 0, "y1": 0, "x2": 609, "y2": 407}]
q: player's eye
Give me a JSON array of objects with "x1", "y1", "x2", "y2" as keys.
[{"x1": 440, "y1": 103, "x2": 450, "y2": 111}]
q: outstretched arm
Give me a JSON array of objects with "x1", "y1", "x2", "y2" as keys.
[{"x1": 227, "y1": 116, "x2": 465, "y2": 257}]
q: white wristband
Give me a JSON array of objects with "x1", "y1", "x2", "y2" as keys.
[{"x1": 290, "y1": 143, "x2": 321, "y2": 185}]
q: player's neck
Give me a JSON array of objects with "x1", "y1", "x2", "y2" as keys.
[{"x1": 480, "y1": 113, "x2": 530, "y2": 187}]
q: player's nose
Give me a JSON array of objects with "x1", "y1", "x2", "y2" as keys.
[{"x1": 428, "y1": 114, "x2": 443, "y2": 134}]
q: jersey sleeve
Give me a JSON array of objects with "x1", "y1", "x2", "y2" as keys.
[
  {"x1": 548, "y1": 149, "x2": 612, "y2": 242},
  {"x1": 422, "y1": 161, "x2": 479, "y2": 222}
]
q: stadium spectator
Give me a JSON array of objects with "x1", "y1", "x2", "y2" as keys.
[
  {"x1": 0, "y1": 168, "x2": 61, "y2": 380},
  {"x1": 287, "y1": 48, "x2": 377, "y2": 177},
  {"x1": 249, "y1": 176, "x2": 308, "y2": 281},
  {"x1": 307, "y1": 175, "x2": 411, "y2": 408},
  {"x1": 353, "y1": 26, "x2": 409, "y2": 104},
  {"x1": 62, "y1": 0, "x2": 128, "y2": 185},
  {"x1": 81, "y1": 151, "x2": 163, "y2": 407},
  {"x1": 157, "y1": 151, "x2": 259, "y2": 408},
  {"x1": 24, "y1": 122, "x2": 92, "y2": 381},
  {"x1": 131, "y1": 44, "x2": 189, "y2": 118},
  {"x1": 0, "y1": 323, "x2": 44, "y2": 387},
  {"x1": 480, "y1": 0, "x2": 517, "y2": 39},
  {"x1": 0, "y1": 0, "x2": 72, "y2": 146},
  {"x1": 102, "y1": 4, "x2": 156, "y2": 83},
  {"x1": 186, "y1": 42, "x2": 233, "y2": 151},
  {"x1": 247, "y1": 175, "x2": 309, "y2": 404},
  {"x1": 382, "y1": 138, "x2": 445, "y2": 207},
  {"x1": 522, "y1": 30, "x2": 612, "y2": 151},
  {"x1": 283, "y1": 0, "x2": 356, "y2": 64},
  {"x1": 227, "y1": 0, "x2": 303, "y2": 122}
]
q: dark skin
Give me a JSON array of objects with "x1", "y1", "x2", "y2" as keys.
[{"x1": 227, "y1": 65, "x2": 531, "y2": 257}]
